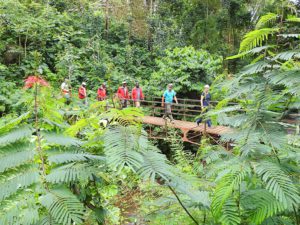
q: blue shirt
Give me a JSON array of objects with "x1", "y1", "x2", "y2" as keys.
[
  {"x1": 202, "y1": 92, "x2": 211, "y2": 106},
  {"x1": 163, "y1": 90, "x2": 176, "y2": 103}
]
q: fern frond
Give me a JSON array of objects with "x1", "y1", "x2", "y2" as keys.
[
  {"x1": 286, "y1": 15, "x2": 300, "y2": 23},
  {"x1": 219, "y1": 197, "x2": 241, "y2": 225},
  {"x1": 211, "y1": 164, "x2": 250, "y2": 217},
  {"x1": 254, "y1": 161, "x2": 300, "y2": 208},
  {"x1": 103, "y1": 126, "x2": 145, "y2": 171},
  {"x1": 0, "y1": 125, "x2": 32, "y2": 146},
  {"x1": 40, "y1": 188, "x2": 85, "y2": 225},
  {"x1": 102, "y1": 107, "x2": 143, "y2": 126},
  {"x1": 138, "y1": 150, "x2": 174, "y2": 181},
  {"x1": 0, "y1": 193, "x2": 39, "y2": 225},
  {"x1": 46, "y1": 163, "x2": 99, "y2": 183},
  {"x1": 273, "y1": 50, "x2": 300, "y2": 60},
  {"x1": 239, "y1": 28, "x2": 279, "y2": 52},
  {"x1": 261, "y1": 216, "x2": 294, "y2": 225},
  {"x1": 0, "y1": 170, "x2": 39, "y2": 201},
  {"x1": 48, "y1": 152, "x2": 105, "y2": 164},
  {"x1": 0, "y1": 143, "x2": 35, "y2": 173},
  {"x1": 227, "y1": 46, "x2": 273, "y2": 60},
  {"x1": 0, "y1": 112, "x2": 31, "y2": 134},
  {"x1": 266, "y1": 69, "x2": 300, "y2": 92},
  {"x1": 277, "y1": 33, "x2": 300, "y2": 38},
  {"x1": 240, "y1": 60, "x2": 270, "y2": 75},
  {"x1": 255, "y1": 13, "x2": 278, "y2": 29},
  {"x1": 42, "y1": 132, "x2": 82, "y2": 146},
  {"x1": 35, "y1": 215, "x2": 60, "y2": 225},
  {"x1": 241, "y1": 189, "x2": 285, "y2": 224}
]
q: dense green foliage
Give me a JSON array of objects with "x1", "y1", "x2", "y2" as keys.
[{"x1": 0, "y1": 0, "x2": 299, "y2": 225}]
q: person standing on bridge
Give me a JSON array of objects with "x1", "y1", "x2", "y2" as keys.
[
  {"x1": 196, "y1": 84, "x2": 212, "y2": 127},
  {"x1": 162, "y1": 83, "x2": 178, "y2": 122},
  {"x1": 117, "y1": 81, "x2": 130, "y2": 108},
  {"x1": 131, "y1": 82, "x2": 144, "y2": 108}
]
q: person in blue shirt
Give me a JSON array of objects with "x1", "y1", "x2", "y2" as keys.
[
  {"x1": 161, "y1": 84, "x2": 178, "y2": 122},
  {"x1": 196, "y1": 84, "x2": 212, "y2": 127}
]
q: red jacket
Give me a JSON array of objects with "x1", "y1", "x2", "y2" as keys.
[
  {"x1": 78, "y1": 86, "x2": 86, "y2": 99},
  {"x1": 131, "y1": 87, "x2": 144, "y2": 101},
  {"x1": 117, "y1": 86, "x2": 129, "y2": 100},
  {"x1": 97, "y1": 87, "x2": 106, "y2": 100}
]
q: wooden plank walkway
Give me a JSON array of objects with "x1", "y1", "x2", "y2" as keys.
[{"x1": 142, "y1": 116, "x2": 232, "y2": 135}]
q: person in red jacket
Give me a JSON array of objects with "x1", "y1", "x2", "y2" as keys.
[
  {"x1": 117, "y1": 81, "x2": 130, "y2": 108},
  {"x1": 78, "y1": 82, "x2": 87, "y2": 105},
  {"x1": 131, "y1": 82, "x2": 144, "y2": 108},
  {"x1": 97, "y1": 83, "x2": 107, "y2": 101}
]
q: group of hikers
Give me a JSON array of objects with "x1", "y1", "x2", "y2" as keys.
[{"x1": 60, "y1": 79, "x2": 212, "y2": 127}]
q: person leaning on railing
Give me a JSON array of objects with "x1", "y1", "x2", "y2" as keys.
[
  {"x1": 161, "y1": 83, "x2": 178, "y2": 123},
  {"x1": 196, "y1": 84, "x2": 212, "y2": 127}
]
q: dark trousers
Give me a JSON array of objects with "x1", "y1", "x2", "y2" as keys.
[
  {"x1": 196, "y1": 118, "x2": 212, "y2": 127},
  {"x1": 196, "y1": 106, "x2": 211, "y2": 127}
]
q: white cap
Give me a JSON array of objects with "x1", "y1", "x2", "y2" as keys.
[
  {"x1": 204, "y1": 84, "x2": 210, "y2": 88},
  {"x1": 82, "y1": 82, "x2": 86, "y2": 86}
]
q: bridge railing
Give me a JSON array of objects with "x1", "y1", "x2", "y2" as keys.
[{"x1": 125, "y1": 96, "x2": 236, "y2": 121}]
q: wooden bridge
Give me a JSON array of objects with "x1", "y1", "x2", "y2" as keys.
[
  {"x1": 124, "y1": 97, "x2": 234, "y2": 145},
  {"x1": 112, "y1": 97, "x2": 298, "y2": 145}
]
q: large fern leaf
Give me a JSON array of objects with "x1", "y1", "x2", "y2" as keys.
[
  {"x1": 255, "y1": 13, "x2": 278, "y2": 29},
  {"x1": 46, "y1": 163, "x2": 99, "y2": 183},
  {"x1": 138, "y1": 150, "x2": 174, "y2": 181},
  {"x1": 239, "y1": 28, "x2": 279, "y2": 53},
  {"x1": 241, "y1": 189, "x2": 285, "y2": 224},
  {"x1": 254, "y1": 161, "x2": 300, "y2": 208},
  {"x1": 0, "y1": 193, "x2": 39, "y2": 225},
  {"x1": 0, "y1": 169, "x2": 39, "y2": 201},
  {"x1": 42, "y1": 132, "x2": 82, "y2": 146},
  {"x1": 48, "y1": 152, "x2": 105, "y2": 164},
  {"x1": 211, "y1": 164, "x2": 250, "y2": 217},
  {"x1": 0, "y1": 143, "x2": 35, "y2": 173},
  {"x1": 219, "y1": 197, "x2": 241, "y2": 225},
  {"x1": 40, "y1": 188, "x2": 85, "y2": 225},
  {"x1": 0, "y1": 125, "x2": 32, "y2": 146},
  {"x1": 103, "y1": 126, "x2": 144, "y2": 171}
]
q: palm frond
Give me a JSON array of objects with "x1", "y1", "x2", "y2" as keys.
[
  {"x1": 254, "y1": 161, "x2": 300, "y2": 208},
  {"x1": 39, "y1": 188, "x2": 85, "y2": 225},
  {"x1": 239, "y1": 28, "x2": 279, "y2": 53}
]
